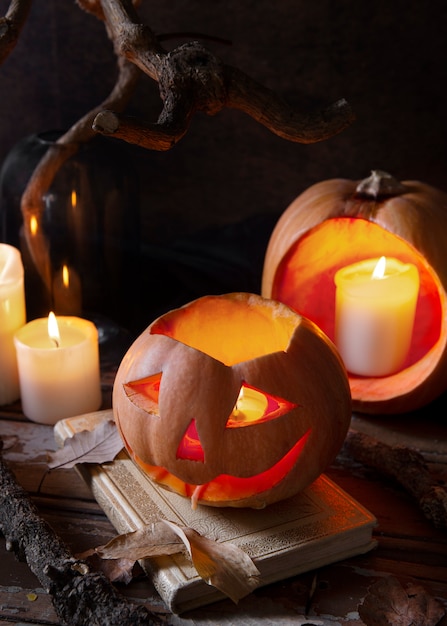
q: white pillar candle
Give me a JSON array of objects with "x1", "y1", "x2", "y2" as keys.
[
  {"x1": 0, "y1": 244, "x2": 26, "y2": 405},
  {"x1": 334, "y1": 256, "x2": 419, "y2": 377},
  {"x1": 14, "y1": 314, "x2": 102, "y2": 424}
]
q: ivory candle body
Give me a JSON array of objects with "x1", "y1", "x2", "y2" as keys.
[
  {"x1": 14, "y1": 316, "x2": 101, "y2": 424},
  {"x1": 334, "y1": 257, "x2": 419, "y2": 377},
  {"x1": 0, "y1": 244, "x2": 26, "y2": 405}
]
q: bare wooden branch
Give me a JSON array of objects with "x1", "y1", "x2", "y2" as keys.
[
  {"x1": 0, "y1": 0, "x2": 33, "y2": 64},
  {"x1": 344, "y1": 430, "x2": 447, "y2": 530},
  {"x1": 0, "y1": 442, "x2": 166, "y2": 625},
  {"x1": 75, "y1": 0, "x2": 142, "y2": 24},
  {"x1": 17, "y1": 0, "x2": 354, "y2": 288},
  {"x1": 93, "y1": 1, "x2": 355, "y2": 150},
  {"x1": 225, "y1": 67, "x2": 354, "y2": 144}
]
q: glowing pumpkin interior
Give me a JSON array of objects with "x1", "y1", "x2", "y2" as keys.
[
  {"x1": 120, "y1": 299, "x2": 311, "y2": 506},
  {"x1": 270, "y1": 217, "x2": 446, "y2": 403},
  {"x1": 150, "y1": 296, "x2": 299, "y2": 363}
]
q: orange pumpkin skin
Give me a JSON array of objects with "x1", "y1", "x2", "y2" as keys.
[
  {"x1": 262, "y1": 171, "x2": 447, "y2": 415},
  {"x1": 113, "y1": 293, "x2": 351, "y2": 509}
]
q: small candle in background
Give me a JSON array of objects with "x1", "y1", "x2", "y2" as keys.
[
  {"x1": 53, "y1": 264, "x2": 82, "y2": 316},
  {"x1": 334, "y1": 256, "x2": 420, "y2": 377},
  {"x1": 14, "y1": 313, "x2": 102, "y2": 424},
  {"x1": 0, "y1": 244, "x2": 26, "y2": 405}
]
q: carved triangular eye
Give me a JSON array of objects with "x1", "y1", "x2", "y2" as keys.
[
  {"x1": 226, "y1": 382, "x2": 297, "y2": 428},
  {"x1": 176, "y1": 419, "x2": 205, "y2": 462},
  {"x1": 123, "y1": 373, "x2": 162, "y2": 414}
]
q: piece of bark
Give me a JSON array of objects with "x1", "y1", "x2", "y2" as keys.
[
  {"x1": 0, "y1": 442, "x2": 166, "y2": 625},
  {"x1": 344, "y1": 430, "x2": 447, "y2": 530}
]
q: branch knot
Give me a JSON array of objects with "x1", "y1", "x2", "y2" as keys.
[{"x1": 158, "y1": 42, "x2": 226, "y2": 116}]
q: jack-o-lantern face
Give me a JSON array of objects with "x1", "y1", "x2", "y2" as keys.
[{"x1": 113, "y1": 293, "x2": 351, "y2": 509}]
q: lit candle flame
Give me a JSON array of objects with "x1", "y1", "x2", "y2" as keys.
[
  {"x1": 62, "y1": 264, "x2": 70, "y2": 288},
  {"x1": 232, "y1": 384, "x2": 269, "y2": 424},
  {"x1": 71, "y1": 190, "x2": 77, "y2": 209},
  {"x1": 372, "y1": 256, "x2": 386, "y2": 280},
  {"x1": 48, "y1": 311, "x2": 61, "y2": 348}
]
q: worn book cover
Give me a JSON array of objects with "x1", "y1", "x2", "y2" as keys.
[{"x1": 54, "y1": 410, "x2": 377, "y2": 614}]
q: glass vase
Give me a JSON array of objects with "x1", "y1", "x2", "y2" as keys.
[{"x1": 0, "y1": 131, "x2": 141, "y2": 339}]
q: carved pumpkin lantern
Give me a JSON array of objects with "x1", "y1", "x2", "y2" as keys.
[
  {"x1": 262, "y1": 171, "x2": 447, "y2": 415},
  {"x1": 113, "y1": 293, "x2": 351, "y2": 509}
]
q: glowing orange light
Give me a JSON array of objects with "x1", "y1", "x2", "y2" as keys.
[
  {"x1": 62, "y1": 264, "x2": 70, "y2": 288},
  {"x1": 133, "y1": 428, "x2": 312, "y2": 504},
  {"x1": 227, "y1": 382, "x2": 297, "y2": 428},
  {"x1": 124, "y1": 373, "x2": 161, "y2": 413},
  {"x1": 30, "y1": 215, "x2": 38, "y2": 236},
  {"x1": 176, "y1": 419, "x2": 205, "y2": 462}
]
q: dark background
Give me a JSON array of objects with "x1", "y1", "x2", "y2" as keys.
[{"x1": 1, "y1": 1, "x2": 447, "y2": 333}]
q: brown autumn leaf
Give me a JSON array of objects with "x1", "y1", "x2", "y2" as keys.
[
  {"x1": 358, "y1": 576, "x2": 446, "y2": 626},
  {"x1": 93, "y1": 519, "x2": 260, "y2": 603},
  {"x1": 95, "y1": 522, "x2": 185, "y2": 560},
  {"x1": 47, "y1": 419, "x2": 124, "y2": 469},
  {"x1": 163, "y1": 520, "x2": 261, "y2": 603},
  {"x1": 78, "y1": 550, "x2": 140, "y2": 585}
]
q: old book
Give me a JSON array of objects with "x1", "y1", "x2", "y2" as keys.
[{"x1": 54, "y1": 410, "x2": 377, "y2": 614}]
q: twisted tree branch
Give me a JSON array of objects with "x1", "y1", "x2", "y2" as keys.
[
  {"x1": 9, "y1": 0, "x2": 354, "y2": 292},
  {"x1": 0, "y1": 440, "x2": 165, "y2": 625},
  {"x1": 344, "y1": 430, "x2": 447, "y2": 530},
  {"x1": 93, "y1": 0, "x2": 355, "y2": 150}
]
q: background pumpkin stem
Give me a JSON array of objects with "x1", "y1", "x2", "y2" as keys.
[{"x1": 355, "y1": 170, "x2": 407, "y2": 200}]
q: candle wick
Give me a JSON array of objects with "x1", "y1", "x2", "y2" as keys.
[{"x1": 52, "y1": 338, "x2": 60, "y2": 348}]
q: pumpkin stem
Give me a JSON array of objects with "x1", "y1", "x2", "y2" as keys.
[{"x1": 355, "y1": 170, "x2": 406, "y2": 199}]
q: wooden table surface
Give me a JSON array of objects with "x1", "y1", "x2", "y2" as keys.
[{"x1": 0, "y1": 349, "x2": 446, "y2": 626}]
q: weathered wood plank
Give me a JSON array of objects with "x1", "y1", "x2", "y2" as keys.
[{"x1": 0, "y1": 585, "x2": 58, "y2": 625}]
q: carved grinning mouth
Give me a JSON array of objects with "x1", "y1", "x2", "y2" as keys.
[{"x1": 127, "y1": 427, "x2": 311, "y2": 506}]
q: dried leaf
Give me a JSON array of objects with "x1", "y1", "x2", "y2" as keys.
[
  {"x1": 99, "y1": 557, "x2": 137, "y2": 584},
  {"x1": 95, "y1": 522, "x2": 184, "y2": 560},
  {"x1": 163, "y1": 519, "x2": 261, "y2": 603},
  {"x1": 47, "y1": 419, "x2": 123, "y2": 469},
  {"x1": 359, "y1": 576, "x2": 446, "y2": 626},
  {"x1": 81, "y1": 551, "x2": 139, "y2": 585},
  {"x1": 93, "y1": 519, "x2": 260, "y2": 603}
]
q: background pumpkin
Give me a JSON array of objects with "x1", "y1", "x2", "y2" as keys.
[
  {"x1": 113, "y1": 293, "x2": 351, "y2": 509},
  {"x1": 262, "y1": 170, "x2": 447, "y2": 415}
]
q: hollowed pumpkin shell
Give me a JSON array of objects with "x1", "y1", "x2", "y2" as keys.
[
  {"x1": 113, "y1": 292, "x2": 351, "y2": 508},
  {"x1": 262, "y1": 171, "x2": 447, "y2": 414}
]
